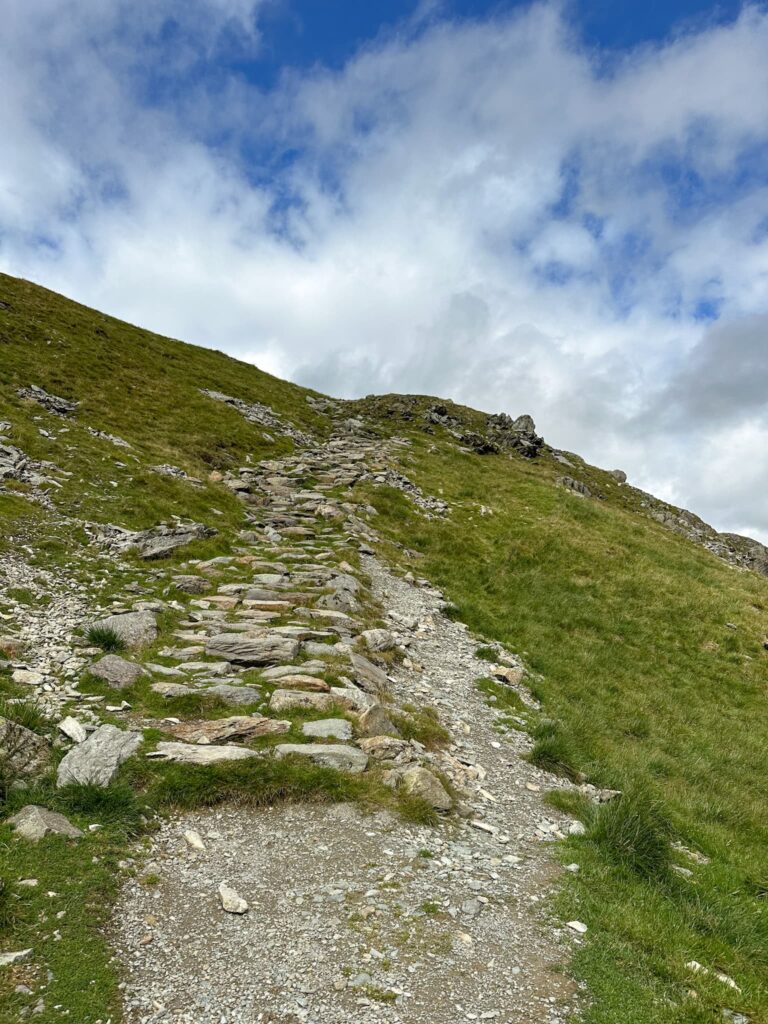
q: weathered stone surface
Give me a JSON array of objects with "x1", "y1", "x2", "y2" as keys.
[
  {"x1": 151, "y1": 682, "x2": 196, "y2": 698},
  {"x1": 330, "y1": 685, "x2": 376, "y2": 713},
  {"x1": 357, "y1": 704, "x2": 400, "y2": 738},
  {"x1": 90, "y1": 654, "x2": 145, "y2": 689},
  {"x1": 358, "y1": 736, "x2": 411, "y2": 761},
  {"x1": 491, "y1": 664, "x2": 524, "y2": 686},
  {"x1": 173, "y1": 575, "x2": 211, "y2": 594},
  {"x1": 18, "y1": 384, "x2": 77, "y2": 415},
  {"x1": 610, "y1": 469, "x2": 627, "y2": 483},
  {"x1": 350, "y1": 653, "x2": 389, "y2": 695},
  {"x1": 92, "y1": 611, "x2": 157, "y2": 648},
  {"x1": 58, "y1": 717, "x2": 87, "y2": 743},
  {"x1": 275, "y1": 674, "x2": 330, "y2": 693},
  {"x1": 361, "y1": 628, "x2": 396, "y2": 652},
  {"x1": 260, "y1": 661, "x2": 328, "y2": 680},
  {"x1": 205, "y1": 632, "x2": 300, "y2": 665},
  {"x1": 269, "y1": 689, "x2": 335, "y2": 714},
  {"x1": 0, "y1": 949, "x2": 33, "y2": 967},
  {"x1": 302, "y1": 719, "x2": 353, "y2": 741},
  {"x1": 8, "y1": 805, "x2": 83, "y2": 841},
  {"x1": 11, "y1": 669, "x2": 44, "y2": 686},
  {"x1": 218, "y1": 882, "x2": 249, "y2": 914},
  {"x1": 0, "y1": 717, "x2": 51, "y2": 781},
  {"x1": 56, "y1": 725, "x2": 142, "y2": 788},
  {"x1": 558, "y1": 476, "x2": 592, "y2": 498},
  {"x1": 168, "y1": 716, "x2": 290, "y2": 744},
  {"x1": 274, "y1": 743, "x2": 368, "y2": 774},
  {"x1": 401, "y1": 766, "x2": 452, "y2": 811},
  {"x1": 204, "y1": 684, "x2": 262, "y2": 705},
  {"x1": 153, "y1": 742, "x2": 260, "y2": 765},
  {"x1": 0, "y1": 443, "x2": 27, "y2": 480}
]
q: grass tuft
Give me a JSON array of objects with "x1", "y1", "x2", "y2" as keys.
[
  {"x1": 86, "y1": 626, "x2": 126, "y2": 653},
  {"x1": 589, "y1": 789, "x2": 672, "y2": 880}
]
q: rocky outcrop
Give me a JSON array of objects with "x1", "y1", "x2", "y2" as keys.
[
  {"x1": 95, "y1": 522, "x2": 217, "y2": 560},
  {"x1": 200, "y1": 389, "x2": 315, "y2": 446},
  {"x1": 274, "y1": 743, "x2": 368, "y2": 774},
  {"x1": 56, "y1": 725, "x2": 142, "y2": 787},
  {"x1": 487, "y1": 412, "x2": 544, "y2": 458},
  {"x1": 17, "y1": 385, "x2": 78, "y2": 416}
]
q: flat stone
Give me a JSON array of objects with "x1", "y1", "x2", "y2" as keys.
[
  {"x1": 179, "y1": 661, "x2": 232, "y2": 676},
  {"x1": 260, "y1": 661, "x2": 329, "y2": 680},
  {"x1": 154, "y1": 742, "x2": 260, "y2": 765},
  {"x1": 56, "y1": 724, "x2": 142, "y2": 788},
  {"x1": 274, "y1": 674, "x2": 330, "y2": 693},
  {"x1": 0, "y1": 949, "x2": 33, "y2": 967},
  {"x1": 358, "y1": 736, "x2": 411, "y2": 760},
  {"x1": 330, "y1": 685, "x2": 376, "y2": 713},
  {"x1": 400, "y1": 766, "x2": 452, "y2": 811},
  {"x1": 8, "y1": 805, "x2": 83, "y2": 841},
  {"x1": 205, "y1": 632, "x2": 300, "y2": 665},
  {"x1": 274, "y1": 743, "x2": 368, "y2": 774},
  {"x1": 302, "y1": 719, "x2": 353, "y2": 741},
  {"x1": 11, "y1": 669, "x2": 45, "y2": 686},
  {"x1": 58, "y1": 716, "x2": 87, "y2": 743},
  {"x1": 167, "y1": 716, "x2": 290, "y2": 743},
  {"x1": 90, "y1": 654, "x2": 145, "y2": 689},
  {"x1": 269, "y1": 689, "x2": 336, "y2": 714},
  {"x1": 151, "y1": 682, "x2": 196, "y2": 698},
  {"x1": 204, "y1": 684, "x2": 262, "y2": 706},
  {"x1": 92, "y1": 611, "x2": 157, "y2": 648}
]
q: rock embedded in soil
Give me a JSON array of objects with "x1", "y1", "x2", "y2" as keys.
[
  {"x1": 302, "y1": 718, "x2": 353, "y2": 740},
  {"x1": 400, "y1": 765, "x2": 453, "y2": 811},
  {"x1": 205, "y1": 632, "x2": 300, "y2": 665},
  {"x1": 152, "y1": 742, "x2": 261, "y2": 765},
  {"x1": 218, "y1": 883, "x2": 249, "y2": 914},
  {"x1": 8, "y1": 805, "x2": 83, "y2": 841},
  {"x1": 90, "y1": 653, "x2": 146, "y2": 689},
  {"x1": 274, "y1": 742, "x2": 368, "y2": 774},
  {"x1": 269, "y1": 689, "x2": 336, "y2": 714},
  {"x1": 0, "y1": 717, "x2": 51, "y2": 779},
  {"x1": 56, "y1": 724, "x2": 142, "y2": 787},
  {"x1": 92, "y1": 611, "x2": 157, "y2": 648},
  {"x1": 167, "y1": 716, "x2": 290, "y2": 744}
]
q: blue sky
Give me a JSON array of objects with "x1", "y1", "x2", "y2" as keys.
[{"x1": 2, "y1": 0, "x2": 768, "y2": 539}]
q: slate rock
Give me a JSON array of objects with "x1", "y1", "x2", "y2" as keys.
[
  {"x1": 8, "y1": 805, "x2": 83, "y2": 841},
  {"x1": 0, "y1": 717, "x2": 51, "y2": 779},
  {"x1": 361, "y1": 628, "x2": 396, "y2": 652},
  {"x1": 274, "y1": 743, "x2": 368, "y2": 774},
  {"x1": 90, "y1": 654, "x2": 145, "y2": 689},
  {"x1": 151, "y1": 682, "x2": 196, "y2": 698},
  {"x1": 275, "y1": 674, "x2": 331, "y2": 693},
  {"x1": 269, "y1": 689, "x2": 336, "y2": 714},
  {"x1": 56, "y1": 725, "x2": 142, "y2": 788},
  {"x1": 204, "y1": 684, "x2": 262, "y2": 706},
  {"x1": 350, "y1": 653, "x2": 389, "y2": 695},
  {"x1": 401, "y1": 766, "x2": 452, "y2": 811},
  {"x1": 302, "y1": 719, "x2": 353, "y2": 741},
  {"x1": 92, "y1": 611, "x2": 157, "y2": 648},
  {"x1": 205, "y1": 632, "x2": 300, "y2": 665},
  {"x1": 358, "y1": 704, "x2": 401, "y2": 738},
  {"x1": 167, "y1": 716, "x2": 290, "y2": 743},
  {"x1": 153, "y1": 742, "x2": 260, "y2": 765},
  {"x1": 173, "y1": 575, "x2": 212, "y2": 594}
]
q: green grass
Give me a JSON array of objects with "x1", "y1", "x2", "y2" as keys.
[
  {"x1": 85, "y1": 625, "x2": 126, "y2": 653},
  {"x1": 359, "y1": 424, "x2": 768, "y2": 1024}
]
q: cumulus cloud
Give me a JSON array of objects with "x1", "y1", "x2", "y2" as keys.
[{"x1": 1, "y1": 1, "x2": 768, "y2": 537}]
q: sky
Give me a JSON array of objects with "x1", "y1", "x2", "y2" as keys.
[{"x1": 2, "y1": 0, "x2": 768, "y2": 539}]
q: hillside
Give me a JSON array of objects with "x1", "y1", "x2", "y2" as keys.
[{"x1": 0, "y1": 272, "x2": 766, "y2": 1024}]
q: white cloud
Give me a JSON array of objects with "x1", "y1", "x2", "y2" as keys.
[{"x1": 2, "y1": 2, "x2": 768, "y2": 539}]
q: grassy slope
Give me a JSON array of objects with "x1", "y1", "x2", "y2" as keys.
[
  {"x1": 354, "y1": 410, "x2": 768, "y2": 1024},
  {"x1": 1, "y1": 276, "x2": 766, "y2": 1022}
]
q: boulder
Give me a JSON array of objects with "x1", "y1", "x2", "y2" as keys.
[
  {"x1": 269, "y1": 689, "x2": 336, "y2": 714},
  {"x1": 92, "y1": 611, "x2": 157, "y2": 648},
  {"x1": 56, "y1": 724, "x2": 142, "y2": 788},
  {"x1": 361, "y1": 628, "x2": 396, "y2": 652},
  {"x1": 610, "y1": 469, "x2": 627, "y2": 483},
  {"x1": 400, "y1": 766, "x2": 452, "y2": 811},
  {"x1": 350, "y1": 653, "x2": 389, "y2": 695},
  {"x1": 167, "y1": 716, "x2": 290, "y2": 744},
  {"x1": 275, "y1": 674, "x2": 331, "y2": 693},
  {"x1": 302, "y1": 719, "x2": 353, "y2": 741},
  {"x1": 173, "y1": 575, "x2": 211, "y2": 594},
  {"x1": 7, "y1": 805, "x2": 83, "y2": 841},
  {"x1": 0, "y1": 717, "x2": 51, "y2": 780},
  {"x1": 357, "y1": 704, "x2": 401, "y2": 738},
  {"x1": 90, "y1": 654, "x2": 145, "y2": 689},
  {"x1": 330, "y1": 685, "x2": 376, "y2": 713},
  {"x1": 557, "y1": 476, "x2": 592, "y2": 498},
  {"x1": 274, "y1": 743, "x2": 368, "y2": 774},
  {"x1": 152, "y1": 742, "x2": 260, "y2": 765},
  {"x1": 205, "y1": 632, "x2": 300, "y2": 665}
]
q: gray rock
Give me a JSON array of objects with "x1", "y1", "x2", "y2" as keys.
[
  {"x1": 0, "y1": 717, "x2": 51, "y2": 780},
  {"x1": 8, "y1": 805, "x2": 83, "y2": 841},
  {"x1": 218, "y1": 882, "x2": 249, "y2": 914},
  {"x1": 204, "y1": 684, "x2": 262, "y2": 705},
  {"x1": 58, "y1": 717, "x2": 87, "y2": 743},
  {"x1": 0, "y1": 443, "x2": 27, "y2": 480},
  {"x1": 205, "y1": 632, "x2": 300, "y2": 665},
  {"x1": 274, "y1": 743, "x2": 368, "y2": 774},
  {"x1": 151, "y1": 682, "x2": 196, "y2": 698},
  {"x1": 17, "y1": 384, "x2": 78, "y2": 415},
  {"x1": 91, "y1": 611, "x2": 157, "y2": 648},
  {"x1": 173, "y1": 575, "x2": 211, "y2": 594},
  {"x1": 350, "y1": 653, "x2": 389, "y2": 695},
  {"x1": 400, "y1": 766, "x2": 452, "y2": 811},
  {"x1": 260, "y1": 661, "x2": 328, "y2": 680},
  {"x1": 56, "y1": 725, "x2": 142, "y2": 788},
  {"x1": 302, "y1": 719, "x2": 353, "y2": 741},
  {"x1": 610, "y1": 469, "x2": 627, "y2": 483},
  {"x1": 269, "y1": 689, "x2": 336, "y2": 714},
  {"x1": 558, "y1": 476, "x2": 592, "y2": 498},
  {"x1": 167, "y1": 716, "x2": 290, "y2": 743},
  {"x1": 357, "y1": 704, "x2": 400, "y2": 738},
  {"x1": 0, "y1": 948, "x2": 33, "y2": 967},
  {"x1": 90, "y1": 654, "x2": 145, "y2": 689},
  {"x1": 152, "y1": 742, "x2": 260, "y2": 765},
  {"x1": 361, "y1": 628, "x2": 396, "y2": 652}
]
